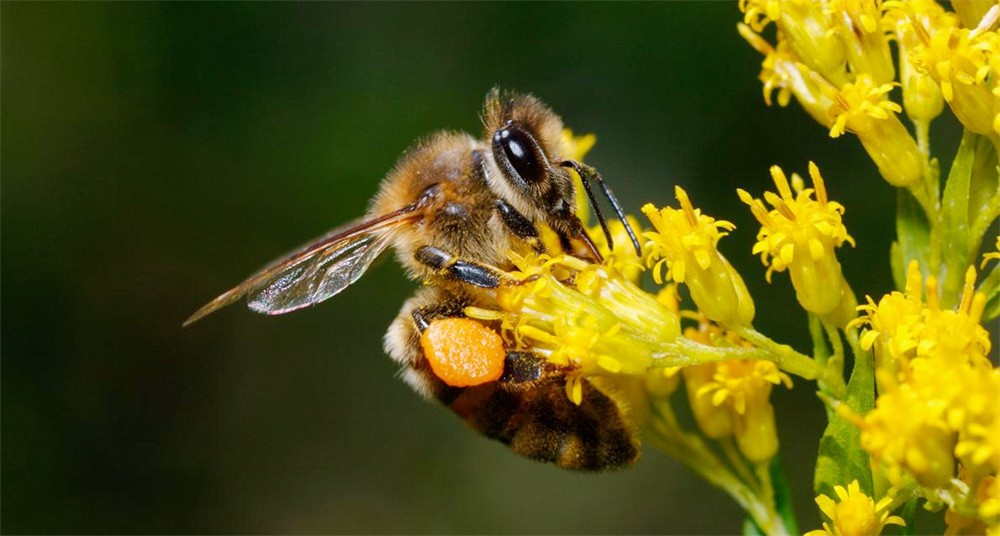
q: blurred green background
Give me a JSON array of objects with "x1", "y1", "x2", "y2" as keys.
[{"x1": 2, "y1": 2, "x2": 962, "y2": 534}]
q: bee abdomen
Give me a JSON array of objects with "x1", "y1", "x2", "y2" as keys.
[{"x1": 447, "y1": 379, "x2": 640, "y2": 471}]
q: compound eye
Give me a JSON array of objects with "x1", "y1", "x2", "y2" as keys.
[{"x1": 493, "y1": 125, "x2": 545, "y2": 184}]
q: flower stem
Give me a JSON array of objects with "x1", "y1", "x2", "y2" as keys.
[
  {"x1": 733, "y1": 327, "x2": 847, "y2": 398},
  {"x1": 645, "y1": 405, "x2": 789, "y2": 535}
]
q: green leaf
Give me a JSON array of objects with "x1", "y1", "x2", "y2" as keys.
[
  {"x1": 894, "y1": 498, "x2": 919, "y2": 536},
  {"x1": 940, "y1": 132, "x2": 976, "y2": 306},
  {"x1": 770, "y1": 455, "x2": 800, "y2": 535},
  {"x1": 814, "y1": 348, "x2": 875, "y2": 498},
  {"x1": 968, "y1": 133, "x2": 999, "y2": 242},
  {"x1": 893, "y1": 189, "x2": 930, "y2": 292}
]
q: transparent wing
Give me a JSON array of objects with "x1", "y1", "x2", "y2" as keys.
[
  {"x1": 184, "y1": 204, "x2": 420, "y2": 326},
  {"x1": 246, "y1": 231, "x2": 391, "y2": 315}
]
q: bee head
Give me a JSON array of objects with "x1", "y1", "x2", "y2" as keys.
[{"x1": 482, "y1": 89, "x2": 576, "y2": 224}]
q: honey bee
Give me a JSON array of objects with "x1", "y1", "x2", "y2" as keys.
[{"x1": 186, "y1": 89, "x2": 643, "y2": 470}]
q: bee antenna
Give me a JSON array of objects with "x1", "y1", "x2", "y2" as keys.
[{"x1": 561, "y1": 160, "x2": 642, "y2": 257}]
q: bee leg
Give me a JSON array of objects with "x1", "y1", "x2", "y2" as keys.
[
  {"x1": 495, "y1": 199, "x2": 546, "y2": 254},
  {"x1": 410, "y1": 304, "x2": 459, "y2": 334},
  {"x1": 499, "y1": 351, "x2": 546, "y2": 383},
  {"x1": 414, "y1": 245, "x2": 503, "y2": 288}
]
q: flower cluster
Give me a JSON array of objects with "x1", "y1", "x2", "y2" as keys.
[
  {"x1": 537, "y1": 19, "x2": 1000, "y2": 527},
  {"x1": 852, "y1": 261, "x2": 999, "y2": 530},
  {"x1": 739, "y1": 0, "x2": 1000, "y2": 188},
  {"x1": 682, "y1": 320, "x2": 792, "y2": 463}
]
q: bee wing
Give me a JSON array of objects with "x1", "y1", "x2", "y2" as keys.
[{"x1": 184, "y1": 204, "x2": 421, "y2": 326}]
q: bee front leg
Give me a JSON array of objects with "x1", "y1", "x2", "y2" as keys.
[
  {"x1": 495, "y1": 199, "x2": 546, "y2": 254},
  {"x1": 414, "y1": 245, "x2": 504, "y2": 288}
]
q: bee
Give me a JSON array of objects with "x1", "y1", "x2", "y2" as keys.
[{"x1": 186, "y1": 89, "x2": 644, "y2": 470}]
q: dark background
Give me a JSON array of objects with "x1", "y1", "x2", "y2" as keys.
[{"x1": 2, "y1": 2, "x2": 961, "y2": 534}]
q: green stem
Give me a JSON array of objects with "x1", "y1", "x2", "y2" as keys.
[
  {"x1": 808, "y1": 314, "x2": 830, "y2": 365},
  {"x1": 645, "y1": 410, "x2": 787, "y2": 535},
  {"x1": 822, "y1": 321, "x2": 845, "y2": 381},
  {"x1": 721, "y1": 437, "x2": 758, "y2": 487},
  {"x1": 755, "y1": 461, "x2": 787, "y2": 535},
  {"x1": 915, "y1": 120, "x2": 931, "y2": 160},
  {"x1": 733, "y1": 327, "x2": 847, "y2": 399}
]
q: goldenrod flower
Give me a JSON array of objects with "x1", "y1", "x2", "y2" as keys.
[
  {"x1": 854, "y1": 261, "x2": 998, "y2": 493},
  {"x1": 683, "y1": 320, "x2": 792, "y2": 462},
  {"x1": 823, "y1": 74, "x2": 925, "y2": 186},
  {"x1": 561, "y1": 128, "x2": 596, "y2": 162},
  {"x1": 857, "y1": 380, "x2": 958, "y2": 487},
  {"x1": 589, "y1": 215, "x2": 648, "y2": 285},
  {"x1": 738, "y1": 24, "x2": 838, "y2": 126},
  {"x1": 982, "y1": 474, "x2": 1000, "y2": 521},
  {"x1": 739, "y1": 0, "x2": 849, "y2": 84},
  {"x1": 952, "y1": 0, "x2": 999, "y2": 30},
  {"x1": 883, "y1": 0, "x2": 951, "y2": 123},
  {"x1": 738, "y1": 163, "x2": 856, "y2": 319},
  {"x1": 856, "y1": 262, "x2": 992, "y2": 376},
  {"x1": 825, "y1": 0, "x2": 896, "y2": 85},
  {"x1": 805, "y1": 480, "x2": 905, "y2": 536},
  {"x1": 467, "y1": 252, "x2": 682, "y2": 404},
  {"x1": 642, "y1": 187, "x2": 755, "y2": 327},
  {"x1": 907, "y1": 7, "x2": 1000, "y2": 138}
]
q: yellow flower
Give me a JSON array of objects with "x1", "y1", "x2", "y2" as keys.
[
  {"x1": 856, "y1": 262, "x2": 992, "y2": 377},
  {"x1": 738, "y1": 24, "x2": 838, "y2": 127},
  {"x1": 561, "y1": 128, "x2": 596, "y2": 162},
  {"x1": 825, "y1": 0, "x2": 896, "y2": 85},
  {"x1": 805, "y1": 480, "x2": 905, "y2": 536},
  {"x1": 823, "y1": 74, "x2": 925, "y2": 186},
  {"x1": 589, "y1": 215, "x2": 647, "y2": 285},
  {"x1": 683, "y1": 320, "x2": 792, "y2": 462},
  {"x1": 466, "y1": 252, "x2": 682, "y2": 404},
  {"x1": 883, "y1": 0, "x2": 951, "y2": 123},
  {"x1": 854, "y1": 261, "x2": 998, "y2": 490},
  {"x1": 953, "y1": 0, "x2": 998, "y2": 29},
  {"x1": 907, "y1": 7, "x2": 1000, "y2": 138},
  {"x1": 738, "y1": 162, "x2": 856, "y2": 319},
  {"x1": 642, "y1": 187, "x2": 755, "y2": 326},
  {"x1": 739, "y1": 0, "x2": 849, "y2": 84},
  {"x1": 858, "y1": 380, "x2": 957, "y2": 487}
]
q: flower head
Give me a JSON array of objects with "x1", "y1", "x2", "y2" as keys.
[
  {"x1": 907, "y1": 5, "x2": 1000, "y2": 137},
  {"x1": 738, "y1": 24, "x2": 839, "y2": 126},
  {"x1": 825, "y1": 0, "x2": 896, "y2": 84},
  {"x1": 682, "y1": 320, "x2": 792, "y2": 462},
  {"x1": 805, "y1": 480, "x2": 905, "y2": 536},
  {"x1": 823, "y1": 74, "x2": 925, "y2": 186},
  {"x1": 853, "y1": 261, "x2": 998, "y2": 495},
  {"x1": 642, "y1": 187, "x2": 755, "y2": 326},
  {"x1": 740, "y1": 0, "x2": 848, "y2": 83},
  {"x1": 467, "y1": 252, "x2": 681, "y2": 404},
  {"x1": 883, "y1": 0, "x2": 952, "y2": 123},
  {"x1": 739, "y1": 162, "x2": 856, "y2": 318}
]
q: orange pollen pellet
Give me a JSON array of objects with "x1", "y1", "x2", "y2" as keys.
[{"x1": 420, "y1": 317, "x2": 506, "y2": 387}]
